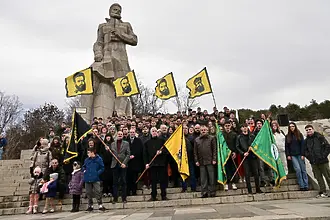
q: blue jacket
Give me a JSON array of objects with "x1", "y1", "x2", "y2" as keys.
[
  {"x1": 46, "y1": 180, "x2": 57, "y2": 198},
  {"x1": 0, "y1": 138, "x2": 7, "y2": 148},
  {"x1": 83, "y1": 155, "x2": 104, "y2": 183}
]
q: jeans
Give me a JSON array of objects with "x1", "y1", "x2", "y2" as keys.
[
  {"x1": 311, "y1": 163, "x2": 330, "y2": 194},
  {"x1": 182, "y1": 161, "x2": 197, "y2": 191},
  {"x1": 291, "y1": 155, "x2": 308, "y2": 189},
  {"x1": 85, "y1": 182, "x2": 102, "y2": 207},
  {"x1": 200, "y1": 164, "x2": 215, "y2": 196},
  {"x1": 0, "y1": 148, "x2": 3, "y2": 160}
]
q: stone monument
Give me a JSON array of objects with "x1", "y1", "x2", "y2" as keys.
[{"x1": 80, "y1": 3, "x2": 138, "y2": 122}]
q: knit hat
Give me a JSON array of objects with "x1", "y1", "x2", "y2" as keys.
[{"x1": 50, "y1": 173, "x2": 58, "y2": 181}]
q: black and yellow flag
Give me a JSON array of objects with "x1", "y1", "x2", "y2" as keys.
[
  {"x1": 186, "y1": 67, "x2": 212, "y2": 98},
  {"x1": 164, "y1": 125, "x2": 189, "y2": 181},
  {"x1": 65, "y1": 68, "x2": 93, "y2": 97},
  {"x1": 154, "y1": 73, "x2": 178, "y2": 100},
  {"x1": 113, "y1": 71, "x2": 140, "y2": 97},
  {"x1": 64, "y1": 110, "x2": 92, "y2": 163}
]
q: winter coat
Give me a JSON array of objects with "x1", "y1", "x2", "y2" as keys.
[
  {"x1": 223, "y1": 131, "x2": 238, "y2": 152},
  {"x1": 110, "y1": 140, "x2": 130, "y2": 168},
  {"x1": 285, "y1": 133, "x2": 304, "y2": 156},
  {"x1": 127, "y1": 137, "x2": 144, "y2": 172},
  {"x1": 144, "y1": 137, "x2": 167, "y2": 167},
  {"x1": 45, "y1": 180, "x2": 58, "y2": 198},
  {"x1": 304, "y1": 132, "x2": 330, "y2": 165},
  {"x1": 194, "y1": 134, "x2": 217, "y2": 165},
  {"x1": 28, "y1": 173, "x2": 43, "y2": 194},
  {"x1": 49, "y1": 139, "x2": 63, "y2": 163},
  {"x1": 236, "y1": 133, "x2": 256, "y2": 159},
  {"x1": 69, "y1": 169, "x2": 84, "y2": 195},
  {"x1": 273, "y1": 132, "x2": 286, "y2": 153},
  {"x1": 31, "y1": 147, "x2": 52, "y2": 174},
  {"x1": 83, "y1": 155, "x2": 104, "y2": 183},
  {"x1": 0, "y1": 138, "x2": 7, "y2": 148},
  {"x1": 44, "y1": 166, "x2": 66, "y2": 186}
]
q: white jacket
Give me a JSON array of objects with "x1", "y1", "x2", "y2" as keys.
[{"x1": 273, "y1": 132, "x2": 286, "y2": 153}]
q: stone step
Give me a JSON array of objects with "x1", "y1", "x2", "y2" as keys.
[{"x1": 0, "y1": 190, "x2": 318, "y2": 215}]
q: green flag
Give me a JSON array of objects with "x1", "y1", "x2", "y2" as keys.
[
  {"x1": 216, "y1": 124, "x2": 232, "y2": 185},
  {"x1": 249, "y1": 120, "x2": 287, "y2": 187}
]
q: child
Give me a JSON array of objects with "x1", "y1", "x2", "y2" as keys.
[
  {"x1": 42, "y1": 173, "x2": 58, "y2": 214},
  {"x1": 26, "y1": 166, "x2": 43, "y2": 214},
  {"x1": 69, "y1": 161, "x2": 84, "y2": 212},
  {"x1": 83, "y1": 146, "x2": 105, "y2": 212}
]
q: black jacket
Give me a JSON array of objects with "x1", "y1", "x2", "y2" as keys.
[
  {"x1": 128, "y1": 137, "x2": 144, "y2": 172},
  {"x1": 236, "y1": 133, "x2": 257, "y2": 159},
  {"x1": 223, "y1": 131, "x2": 238, "y2": 152},
  {"x1": 144, "y1": 137, "x2": 167, "y2": 167},
  {"x1": 304, "y1": 132, "x2": 330, "y2": 165},
  {"x1": 285, "y1": 133, "x2": 304, "y2": 156}
]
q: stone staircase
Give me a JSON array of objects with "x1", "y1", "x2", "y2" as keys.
[{"x1": 0, "y1": 150, "x2": 319, "y2": 215}]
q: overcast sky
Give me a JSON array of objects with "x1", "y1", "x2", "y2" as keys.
[{"x1": 1, "y1": 0, "x2": 329, "y2": 112}]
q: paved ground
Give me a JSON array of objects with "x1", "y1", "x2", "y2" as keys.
[{"x1": 2, "y1": 198, "x2": 330, "y2": 220}]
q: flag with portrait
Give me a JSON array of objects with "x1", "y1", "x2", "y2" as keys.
[
  {"x1": 154, "y1": 72, "x2": 178, "y2": 100},
  {"x1": 186, "y1": 67, "x2": 212, "y2": 98},
  {"x1": 65, "y1": 67, "x2": 93, "y2": 97},
  {"x1": 113, "y1": 71, "x2": 140, "y2": 97}
]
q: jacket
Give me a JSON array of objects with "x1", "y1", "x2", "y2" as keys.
[
  {"x1": 31, "y1": 147, "x2": 52, "y2": 174},
  {"x1": 236, "y1": 133, "x2": 257, "y2": 159},
  {"x1": 194, "y1": 134, "x2": 216, "y2": 165},
  {"x1": 0, "y1": 138, "x2": 7, "y2": 148},
  {"x1": 43, "y1": 166, "x2": 66, "y2": 186},
  {"x1": 110, "y1": 140, "x2": 130, "y2": 168},
  {"x1": 223, "y1": 131, "x2": 238, "y2": 152},
  {"x1": 69, "y1": 169, "x2": 84, "y2": 195},
  {"x1": 273, "y1": 132, "x2": 286, "y2": 153},
  {"x1": 285, "y1": 133, "x2": 304, "y2": 156},
  {"x1": 45, "y1": 180, "x2": 57, "y2": 198},
  {"x1": 128, "y1": 137, "x2": 144, "y2": 172},
  {"x1": 83, "y1": 154, "x2": 104, "y2": 182},
  {"x1": 304, "y1": 132, "x2": 330, "y2": 165},
  {"x1": 185, "y1": 135, "x2": 194, "y2": 163},
  {"x1": 28, "y1": 173, "x2": 43, "y2": 194},
  {"x1": 144, "y1": 136, "x2": 167, "y2": 167}
]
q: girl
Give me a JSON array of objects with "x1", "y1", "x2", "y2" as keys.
[
  {"x1": 26, "y1": 166, "x2": 43, "y2": 214},
  {"x1": 42, "y1": 173, "x2": 58, "y2": 214},
  {"x1": 69, "y1": 161, "x2": 84, "y2": 212},
  {"x1": 285, "y1": 122, "x2": 308, "y2": 191},
  {"x1": 272, "y1": 120, "x2": 288, "y2": 175}
]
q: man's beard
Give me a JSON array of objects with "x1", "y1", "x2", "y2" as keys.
[
  {"x1": 160, "y1": 88, "x2": 170, "y2": 96},
  {"x1": 75, "y1": 84, "x2": 86, "y2": 92},
  {"x1": 195, "y1": 85, "x2": 204, "y2": 93},
  {"x1": 123, "y1": 85, "x2": 132, "y2": 93}
]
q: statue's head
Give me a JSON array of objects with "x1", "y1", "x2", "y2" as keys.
[{"x1": 109, "y1": 3, "x2": 122, "y2": 19}]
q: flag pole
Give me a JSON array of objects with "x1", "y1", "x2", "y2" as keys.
[
  {"x1": 92, "y1": 131, "x2": 123, "y2": 166},
  {"x1": 211, "y1": 92, "x2": 217, "y2": 109},
  {"x1": 230, "y1": 149, "x2": 250, "y2": 182},
  {"x1": 231, "y1": 157, "x2": 243, "y2": 181},
  {"x1": 136, "y1": 146, "x2": 164, "y2": 183}
]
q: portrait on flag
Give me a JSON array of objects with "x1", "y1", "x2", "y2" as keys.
[
  {"x1": 154, "y1": 73, "x2": 178, "y2": 100},
  {"x1": 65, "y1": 68, "x2": 93, "y2": 97},
  {"x1": 113, "y1": 71, "x2": 140, "y2": 97},
  {"x1": 186, "y1": 67, "x2": 212, "y2": 98}
]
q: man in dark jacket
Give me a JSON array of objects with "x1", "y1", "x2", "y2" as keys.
[
  {"x1": 194, "y1": 125, "x2": 216, "y2": 198},
  {"x1": 144, "y1": 127, "x2": 167, "y2": 201},
  {"x1": 109, "y1": 131, "x2": 130, "y2": 203},
  {"x1": 127, "y1": 129, "x2": 144, "y2": 196},
  {"x1": 304, "y1": 125, "x2": 330, "y2": 197},
  {"x1": 0, "y1": 133, "x2": 7, "y2": 160},
  {"x1": 236, "y1": 124, "x2": 262, "y2": 194},
  {"x1": 83, "y1": 147, "x2": 105, "y2": 211},
  {"x1": 139, "y1": 126, "x2": 150, "y2": 144},
  {"x1": 223, "y1": 121, "x2": 238, "y2": 191}
]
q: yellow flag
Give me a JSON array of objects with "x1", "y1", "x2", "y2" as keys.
[
  {"x1": 65, "y1": 68, "x2": 93, "y2": 97},
  {"x1": 186, "y1": 67, "x2": 212, "y2": 98},
  {"x1": 113, "y1": 71, "x2": 140, "y2": 97},
  {"x1": 154, "y1": 73, "x2": 178, "y2": 100},
  {"x1": 164, "y1": 125, "x2": 189, "y2": 180}
]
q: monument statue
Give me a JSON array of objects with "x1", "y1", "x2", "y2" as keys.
[{"x1": 80, "y1": 3, "x2": 138, "y2": 122}]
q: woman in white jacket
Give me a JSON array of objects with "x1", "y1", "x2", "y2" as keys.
[{"x1": 271, "y1": 120, "x2": 288, "y2": 175}]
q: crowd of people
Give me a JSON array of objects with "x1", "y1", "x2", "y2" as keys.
[{"x1": 26, "y1": 106, "x2": 330, "y2": 214}]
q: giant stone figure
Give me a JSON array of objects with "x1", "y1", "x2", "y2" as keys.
[{"x1": 80, "y1": 3, "x2": 137, "y2": 122}]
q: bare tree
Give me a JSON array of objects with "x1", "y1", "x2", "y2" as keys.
[
  {"x1": 64, "y1": 97, "x2": 81, "y2": 122},
  {"x1": 0, "y1": 91, "x2": 23, "y2": 133},
  {"x1": 172, "y1": 86, "x2": 200, "y2": 112},
  {"x1": 130, "y1": 83, "x2": 165, "y2": 115}
]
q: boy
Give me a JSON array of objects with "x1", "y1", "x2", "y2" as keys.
[{"x1": 83, "y1": 146, "x2": 105, "y2": 211}]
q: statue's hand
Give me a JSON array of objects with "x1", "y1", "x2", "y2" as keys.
[
  {"x1": 111, "y1": 29, "x2": 121, "y2": 38},
  {"x1": 94, "y1": 54, "x2": 103, "y2": 62}
]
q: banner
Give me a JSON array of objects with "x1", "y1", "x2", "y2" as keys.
[
  {"x1": 216, "y1": 124, "x2": 232, "y2": 185},
  {"x1": 65, "y1": 68, "x2": 93, "y2": 97},
  {"x1": 113, "y1": 71, "x2": 140, "y2": 97},
  {"x1": 249, "y1": 120, "x2": 287, "y2": 187},
  {"x1": 64, "y1": 110, "x2": 92, "y2": 163},
  {"x1": 186, "y1": 67, "x2": 212, "y2": 98},
  {"x1": 154, "y1": 73, "x2": 178, "y2": 100},
  {"x1": 164, "y1": 125, "x2": 189, "y2": 180}
]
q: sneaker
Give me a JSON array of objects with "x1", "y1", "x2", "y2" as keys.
[
  {"x1": 26, "y1": 207, "x2": 32, "y2": 214},
  {"x1": 123, "y1": 200, "x2": 127, "y2": 204},
  {"x1": 103, "y1": 193, "x2": 108, "y2": 197},
  {"x1": 112, "y1": 198, "x2": 118, "y2": 204},
  {"x1": 108, "y1": 193, "x2": 112, "y2": 197},
  {"x1": 49, "y1": 209, "x2": 54, "y2": 213},
  {"x1": 318, "y1": 193, "x2": 328, "y2": 198},
  {"x1": 33, "y1": 206, "x2": 38, "y2": 214},
  {"x1": 238, "y1": 179, "x2": 243, "y2": 183},
  {"x1": 148, "y1": 197, "x2": 157, "y2": 202},
  {"x1": 42, "y1": 209, "x2": 48, "y2": 214},
  {"x1": 232, "y1": 183, "x2": 238, "y2": 190},
  {"x1": 201, "y1": 194, "x2": 208, "y2": 198},
  {"x1": 142, "y1": 185, "x2": 147, "y2": 189},
  {"x1": 99, "y1": 205, "x2": 106, "y2": 211},
  {"x1": 224, "y1": 184, "x2": 229, "y2": 191},
  {"x1": 86, "y1": 206, "x2": 93, "y2": 212}
]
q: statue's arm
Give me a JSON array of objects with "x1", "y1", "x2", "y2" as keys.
[
  {"x1": 93, "y1": 24, "x2": 104, "y2": 61},
  {"x1": 118, "y1": 22, "x2": 138, "y2": 46}
]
